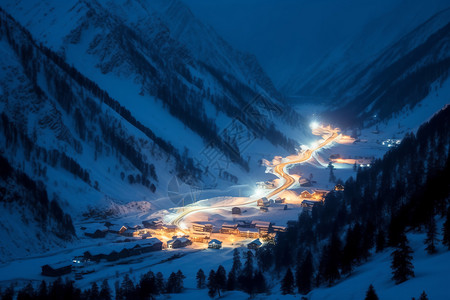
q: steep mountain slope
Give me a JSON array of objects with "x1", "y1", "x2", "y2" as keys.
[
  {"x1": 0, "y1": 8, "x2": 194, "y2": 259},
  {"x1": 183, "y1": 0, "x2": 450, "y2": 96},
  {"x1": 2, "y1": 0, "x2": 303, "y2": 188},
  {"x1": 321, "y1": 9, "x2": 450, "y2": 126},
  {"x1": 0, "y1": 1, "x2": 306, "y2": 260}
]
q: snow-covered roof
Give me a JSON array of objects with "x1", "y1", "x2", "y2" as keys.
[
  {"x1": 248, "y1": 239, "x2": 262, "y2": 246},
  {"x1": 208, "y1": 239, "x2": 222, "y2": 244},
  {"x1": 314, "y1": 189, "x2": 329, "y2": 193},
  {"x1": 251, "y1": 220, "x2": 271, "y2": 227},
  {"x1": 237, "y1": 227, "x2": 259, "y2": 233},
  {"x1": 168, "y1": 237, "x2": 190, "y2": 245},
  {"x1": 221, "y1": 222, "x2": 238, "y2": 228}
]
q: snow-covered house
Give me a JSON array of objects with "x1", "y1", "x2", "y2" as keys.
[
  {"x1": 301, "y1": 200, "x2": 321, "y2": 210},
  {"x1": 257, "y1": 197, "x2": 270, "y2": 207},
  {"x1": 191, "y1": 222, "x2": 213, "y2": 233},
  {"x1": 300, "y1": 190, "x2": 312, "y2": 198},
  {"x1": 247, "y1": 239, "x2": 262, "y2": 250},
  {"x1": 232, "y1": 207, "x2": 241, "y2": 214},
  {"x1": 167, "y1": 237, "x2": 192, "y2": 249},
  {"x1": 220, "y1": 223, "x2": 238, "y2": 234},
  {"x1": 208, "y1": 239, "x2": 222, "y2": 249},
  {"x1": 237, "y1": 227, "x2": 259, "y2": 238},
  {"x1": 312, "y1": 189, "x2": 329, "y2": 200}
]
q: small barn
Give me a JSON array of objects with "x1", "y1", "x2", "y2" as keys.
[
  {"x1": 247, "y1": 239, "x2": 262, "y2": 250},
  {"x1": 41, "y1": 263, "x2": 72, "y2": 277},
  {"x1": 208, "y1": 239, "x2": 222, "y2": 249},
  {"x1": 231, "y1": 207, "x2": 241, "y2": 215},
  {"x1": 274, "y1": 197, "x2": 285, "y2": 204},
  {"x1": 84, "y1": 229, "x2": 107, "y2": 238}
]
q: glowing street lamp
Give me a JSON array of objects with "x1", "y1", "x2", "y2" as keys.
[{"x1": 310, "y1": 121, "x2": 319, "y2": 130}]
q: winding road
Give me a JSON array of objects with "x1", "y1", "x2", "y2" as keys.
[{"x1": 170, "y1": 131, "x2": 339, "y2": 228}]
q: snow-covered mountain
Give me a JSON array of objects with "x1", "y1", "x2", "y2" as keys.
[
  {"x1": 0, "y1": 1, "x2": 307, "y2": 260},
  {"x1": 320, "y1": 8, "x2": 450, "y2": 125},
  {"x1": 1, "y1": 0, "x2": 303, "y2": 185},
  {"x1": 182, "y1": 0, "x2": 450, "y2": 94}
]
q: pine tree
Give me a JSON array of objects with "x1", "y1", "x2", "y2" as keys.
[
  {"x1": 120, "y1": 274, "x2": 136, "y2": 300},
  {"x1": 176, "y1": 270, "x2": 185, "y2": 293},
  {"x1": 281, "y1": 268, "x2": 294, "y2": 295},
  {"x1": 328, "y1": 162, "x2": 336, "y2": 183},
  {"x1": 207, "y1": 270, "x2": 217, "y2": 298},
  {"x1": 226, "y1": 270, "x2": 236, "y2": 291},
  {"x1": 196, "y1": 269, "x2": 206, "y2": 289},
  {"x1": 391, "y1": 232, "x2": 415, "y2": 284},
  {"x1": 419, "y1": 291, "x2": 429, "y2": 300},
  {"x1": 424, "y1": 217, "x2": 438, "y2": 254},
  {"x1": 17, "y1": 282, "x2": 35, "y2": 300},
  {"x1": 99, "y1": 279, "x2": 111, "y2": 300},
  {"x1": 215, "y1": 265, "x2": 227, "y2": 296},
  {"x1": 166, "y1": 272, "x2": 178, "y2": 293},
  {"x1": 231, "y1": 248, "x2": 242, "y2": 275},
  {"x1": 2, "y1": 284, "x2": 14, "y2": 300},
  {"x1": 254, "y1": 270, "x2": 267, "y2": 294},
  {"x1": 155, "y1": 272, "x2": 165, "y2": 294},
  {"x1": 296, "y1": 250, "x2": 313, "y2": 294},
  {"x1": 442, "y1": 207, "x2": 450, "y2": 250},
  {"x1": 364, "y1": 284, "x2": 379, "y2": 300},
  {"x1": 89, "y1": 282, "x2": 99, "y2": 300},
  {"x1": 239, "y1": 251, "x2": 254, "y2": 294},
  {"x1": 36, "y1": 281, "x2": 47, "y2": 300}
]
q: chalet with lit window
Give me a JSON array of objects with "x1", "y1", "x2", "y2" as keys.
[
  {"x1": 312, "y1": 189, "x2": 329, "y2": 200},
  {"x1": 220, "y1": 223, "x2": 238, "y2": 234},
  {"x1": 257, "y1": 197, "x2": 270, "y2": 207},
  {"x1": 237, "y1": 227, "x2": 259, "y2": 238},
  {"x1": 300, "y1": 190, "x2": 312, "y2": 198},
  {"x1": 334, "y1": 184, "x2": 344, "y2": 191},
  {"x1": 191, "y1": 222, "x2": 213, "y2": 233}
]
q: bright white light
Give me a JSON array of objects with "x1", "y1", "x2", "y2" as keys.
[
  {"x1": 254, "y1": 187, "x2": 264, "y2": 197},
  {"x1": 310, "y1": 121, "x2": 319, "y2": 129}
]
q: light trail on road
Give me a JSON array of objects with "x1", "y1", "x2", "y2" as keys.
[{"x1": 169, "y1": 130, "x2": 340, "y2": 228}]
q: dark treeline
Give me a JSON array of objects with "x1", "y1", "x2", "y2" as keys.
[
  {"x1": 202, "y1": 63, "x2": 299, "y2": 153},
  {"x1": 0, "y1": 154, "x2": 75, "y2": 239},
  {"x1": 198, "y1": 249, "x2": 268, "y2": 298},
  {"x1": 254, "y1": 105, "x2": 450, "y2": 294},
  {"x1": 0, "y1": 270, "x2": 184, "y2": 300},
  {"x1": 1, "y1": 113, "x2": 91, "y2": 185}
]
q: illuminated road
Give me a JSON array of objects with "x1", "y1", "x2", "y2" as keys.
[{"x1": 170, "y1": 130, "x2": 340, "y2": 228}]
